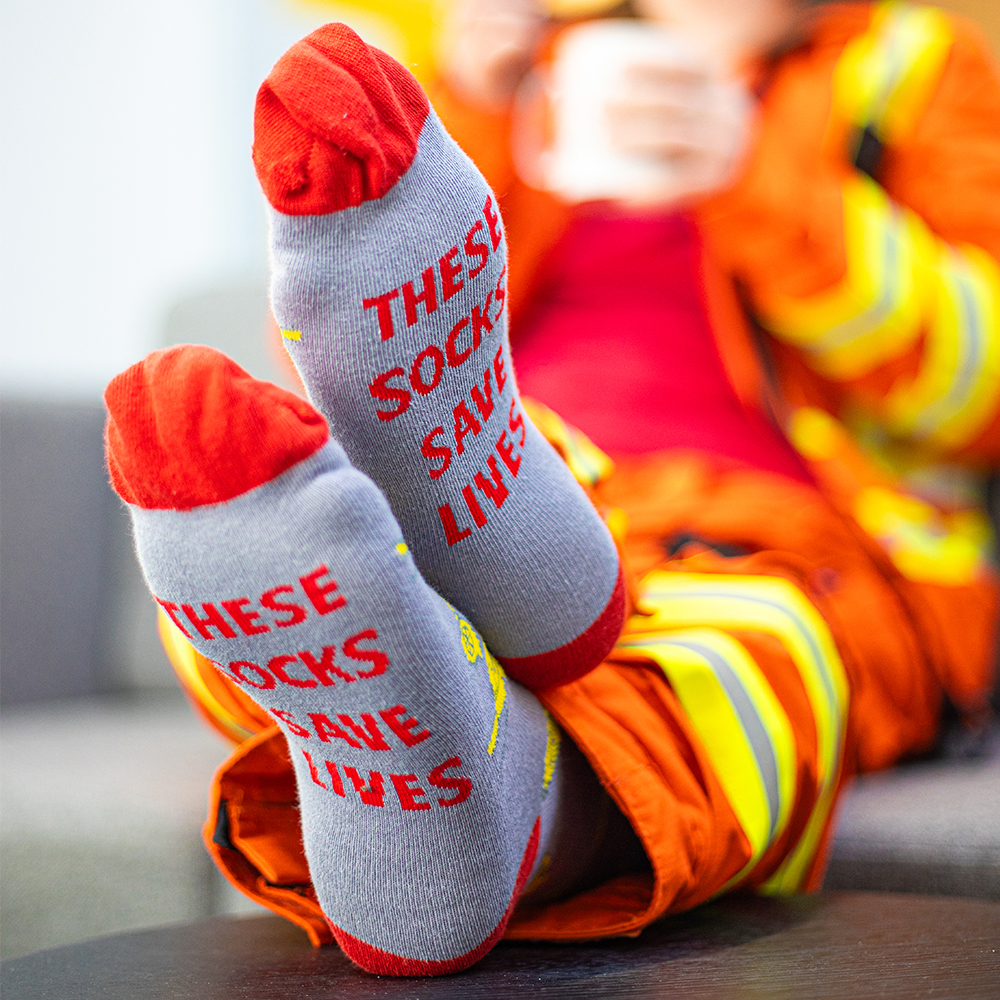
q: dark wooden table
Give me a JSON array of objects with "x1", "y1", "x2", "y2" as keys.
[{"x1": 3, "y1": 892, "x2": 998, "y2": 999}]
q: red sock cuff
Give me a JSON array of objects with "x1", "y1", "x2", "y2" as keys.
[
  {"x1": 104, "y1": 345, "x2": 329, "y2": 511},
  {"x1": 253, "y1": 22, "x2": 430, "y2": 216}
]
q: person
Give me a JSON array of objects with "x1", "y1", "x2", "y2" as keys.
[{"x1": 103, "y1": 1, "x2": 999, "y2": 977}]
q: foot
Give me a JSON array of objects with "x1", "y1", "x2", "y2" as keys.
[
  {"x1": 104, "y1": 345, "x2": 557, "y2": 974},
  {"x1": 253, "y1": 23, "x2": 625, "y2": 690}
]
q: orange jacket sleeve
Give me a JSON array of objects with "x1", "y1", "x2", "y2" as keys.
[{"x1": 700, "y1": 2, "x2": 1000, "y2": 465}]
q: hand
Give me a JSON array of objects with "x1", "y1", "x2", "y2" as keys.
[
  {"x1": 605, "y1": 55, "x2": 754, "y2": 207},
  {"x1": 439, "y1": 0, "x2": 546, "y2": 109}
]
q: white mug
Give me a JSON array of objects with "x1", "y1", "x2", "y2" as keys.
[{"x1": 522, "y1": 19, "x2": 749, "y2": 206}]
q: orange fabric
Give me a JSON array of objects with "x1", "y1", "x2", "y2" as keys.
[
  {"x1": 698, "y1": 4, "x2": 1000, "y2": 464},
  {"x1": 433, "y1": 4, "x2": 1000, "y2": 465}
]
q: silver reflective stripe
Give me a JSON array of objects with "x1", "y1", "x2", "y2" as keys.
[
  {"x1": 810, "y1": 206, "x2": 901, "y2": 356},
  {"x1": 643, "y1": 588, "x2": 840, "y2": 717},
  {"x1": 911, "y1": 262, "x2": 983, "y2": 439},
  {"x1": 663, "y1": 638, "x2": 781, "y2": 837},
  {"x1": 868, "y1": 14, "x2": 911, "y2": 124}
]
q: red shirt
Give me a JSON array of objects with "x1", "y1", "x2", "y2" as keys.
[{"x1": 512, "y1": 208, "x2": 809, "y2": 481}]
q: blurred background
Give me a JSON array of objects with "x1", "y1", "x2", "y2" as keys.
[
  {"x1": 0, "y1": 0, "x2": 437, "y2": 962},
  {"x1": 0, "y1": 0, "x2": 997, "y2": 965}
]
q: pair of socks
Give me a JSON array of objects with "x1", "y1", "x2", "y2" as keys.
[{"x1": 104, "y1": 23, "x2": 626, "y2": 977}]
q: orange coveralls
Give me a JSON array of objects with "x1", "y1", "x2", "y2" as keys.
[{"x1": 161, "y1": 1, "x2": 999, "y2": 945}]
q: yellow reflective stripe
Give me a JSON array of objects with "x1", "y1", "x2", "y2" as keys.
[
  {"x1": 883, "y1": 244, "x2": 1000, "y2": 451},
  {"x1": 522, "y1": 396, "x2": 615, "y2": 486},
  {"x1": 632, "y1": 572, "x2": 849, "y2": 891},
  {"x1": 619, "y1": 628, "x2": 796, "y2": 883},
  {"x1": 759, "y1": 3, "x2": 953, "y2": 378},
  {"x1": 758, "y1": 175, "x2": 929, "y2": 378},
  {"x1": 834, "y1": 1, "x2": 953, "y2": 145},
  {"x1": 157, "y1": 609, "x2": 257, "y2": 744},
  {"x1": 786, "y1": 407, "x2": 993, "y2": 586},
  {"x1": 853, "y1": 485, "x2": 991, "y2": 586}
]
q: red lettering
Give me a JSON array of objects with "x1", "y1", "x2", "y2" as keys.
[
  {"x1": 369, "y1": 368, "x2": 412, "y2": 422},
  {"x1": 439, "y1": 246, "x2": 464, "y2": 301},
  {"x1": 493, "y1": 265, "x2": 507, "y2": 321},
  {"x1": 343, "y1": 767, "x2": 386, "y2": 807},
  {"x1": 309, "y1": 713, "x2": 363, "y2": 748},
  {"x1": 225, "y1": 661, "x2": 276, "y2": 689},
  {"x1": 391, "y1": 773, "x2": 431, "y2": 811},
  {"x1": 471, "y1": 294, "x2": 493, "y2": 347},
  {"x1": 342, "y1": 630, "x2": 389, "y2": 678},
  {"x1": 222, "y1": 597, "x2": 270, "y2": 636},
  {"x1": 422, "y1": 426, "x2": 452, "y2": 480},
  {"x1": 182, "y1": 602, "x2": 237, "y2": 641},
  {"x1": 336, "y1": 713, "x2": 390, "y2": 751},
  {"x1": 379, "y1": 704, "x2": 431, "y2": 747},
  {"x1": 474, "y1": 456, "x2": 509, "y2": 510},
  {"x1": 299, "y1": 646, "x2": 356, "y2": 685},
  {"x1": 299, "y1": 565, "x2": 346, "y2": 615},
  {"x1": 402, "y1": 266, "x2": 438, "y2": 326},
  {"x1": 445, "y1": 317, "x2": 473, "y2": 367},
  {"x1": 260, "y1": 586, "x2": 308, "y2": 628},
  {"x1": 453, "y1": 400, "x2": 481, "y2": 455},
  {"x1": 267, "y1": 654, "x2": 316, "y2": 688},
  {"x1": 483, "y1": 196, "x2": 502, "y2": 251},
  {"x1": 438, "y1": 502, "x2": 472, "y2": 545},
  {"x1": 362, "y1": 288, "x2": 399, "y2": 341},
  {"x1": 428, "y1": 756, "x2": 473, "y2": 807},
  {"x1": 508, "y1": 400, "x2": 525, "y2": 446},
  {"x1": 156, "y1": 598, "x2": 192, "y2": 638},
  {"x1": 471, "y1": 368, "x2": 494, "y2": 421},
  {"x1": 462, "y1": 484, "x2": 488, "y2": 529},
  {"x1": 410, "y1": 345, "x2": 444, "y2": 395},
  {"x1": 493, "y1": 346, "x2": 507, "y2": 396},
  {"x1": 464, "y1": 220, "x2": 489, "y2": 278},
  {"x1": 495, "y1": 430, "x2": 521, "y2": 478},
  {"x1": 325, "y1": 760, "x2": 346, "y2": 796},
  {"x1": 272, "y1": 709, "x2": 312, "y2": 738},
  {"x1": 302, "y1": 750, "x2": 326, "y2": 787}
]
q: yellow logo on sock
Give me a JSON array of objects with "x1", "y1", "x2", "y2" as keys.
[
  {"x1": 454, "y1": 613, "x2": 507, "y2": 755},
  {"x1": 458, "y1": 619, "x2": 482, "y2": 663},
  {"x1": 542, "y1": 713, "x2": 560, "y2": 789},
  {"x1": 281, "y1": 328, "x2": 302, "y2": 341}
]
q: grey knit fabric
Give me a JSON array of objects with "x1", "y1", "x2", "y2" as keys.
[{"x1": 129, "y1": 440, "x2": 551, "y2": 962}]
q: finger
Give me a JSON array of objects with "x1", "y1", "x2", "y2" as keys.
[
  {"x1": 604, "y1": 94, "x2": 706, "y2": 128},
  {"x1": 624, "y1": 60, "x2": 714, "y2": 90},
  {"x1": 606, "y1": 108, "x2": 706, "y2": 150}
]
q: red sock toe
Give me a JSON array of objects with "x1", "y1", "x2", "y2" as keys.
[
  {"x1": 497, "y1": 567, "x2": 627, "y2": 691},
  {"x1": 253, "y1": 22, "x2": 430, "y2": 215},
  {"x1": 104, "y1": 345, "x2": 328, "y2": 511}
]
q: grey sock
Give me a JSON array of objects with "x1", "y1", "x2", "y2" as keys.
[
  {"x1": 254, "y1": 23, "x2": 625, "y2": 690},
  {"x1": 104, "y1": 345, "x2": 559, "y2": 975}
]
